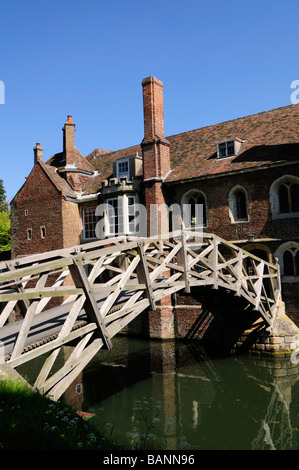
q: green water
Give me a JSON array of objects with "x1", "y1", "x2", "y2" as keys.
[{"x1": 65, "y1": 337, "x2": 299, "y2": 451}]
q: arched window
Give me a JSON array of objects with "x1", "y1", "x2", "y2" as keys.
[
  {"x1": 274, "y1": 242, "x2": 299, "y2": 280},
  {"x1": 270, "y1": 176, "x2": 299, "y2": 219},
  {"x1": 283, "y1": 249, "x2": 299, "y2": 276},
  {"x1": 278, "y1": 181, "x2": 299, "y2": 213},
  {"x1": 236, "y1": 190, "x2": 247, "y2": 220},
  {"x1": 228, "y1": 185, "x2": 249, "y2": 223},
  {"x1": 181, "y1": 190, "x2": 207, "y2": 227}
]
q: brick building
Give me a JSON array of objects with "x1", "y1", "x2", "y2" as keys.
[{"x1": 10, "y1": 76, "x2": 299, "y2": 336}]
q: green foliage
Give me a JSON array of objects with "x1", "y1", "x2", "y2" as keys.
[
  {"x1": 0, "y1": 378, "x2": 121, "y2": 450},
  {"x1": 0, "y1": 179, "x2": 10, "y2": 251},
  {"x1": 0, "y1": 211, "x2": 10, "y2": 252},
  {"x1": 0, "y1": 179, "x2": 8, "y2": 213}
]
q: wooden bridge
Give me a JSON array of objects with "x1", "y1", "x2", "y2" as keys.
[{"x1": 0, "y1": 231, "x2": 281, "y2": 400}]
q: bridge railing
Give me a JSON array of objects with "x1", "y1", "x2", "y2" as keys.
[{"x1": 0, "y1": 231, "x2": 281, "y2": 400}]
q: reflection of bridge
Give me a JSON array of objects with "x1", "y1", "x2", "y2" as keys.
[{"x1": 0, "y1": 231, "x2": 281, "y2": 400}]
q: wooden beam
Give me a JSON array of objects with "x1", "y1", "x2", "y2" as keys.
[
  {"x1": 177, "y1": 233, "x2": 191, "y2": 293},
  {"x1": 136, "y1": 243, "x2": 156, "y2": 310},
  {"x1": 99, "y1": 254, "x2": 141, "y2": 318},
  {"x1": 69, "y1": 259, "x2": 112, "y2": 350}
]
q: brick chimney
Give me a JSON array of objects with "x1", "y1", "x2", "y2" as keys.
[
  {"x1": 34, "y1": 143, "x2": 43, "y2": 164},
  {"x1": 62, "y1": 115, "x2": 75, "y2": 163},
  {"x1": 141, "y1": 77, "x2": 170, "y2": 180}
]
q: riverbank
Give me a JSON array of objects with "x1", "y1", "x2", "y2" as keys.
[{"x1": 0, "y1": 377, "x2": 120, "y2": 450}]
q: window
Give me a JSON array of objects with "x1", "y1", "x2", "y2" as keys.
[
  {"x1": 106, "y1": 197, "x2": 123, "y2": 236},
  {"x1": 40, "y1": 226, "x2": 46, "y2": 239},
  {"x1": 24, "y1": 210, "x2": 28, "y2": 216},
  {"x1": 105, "y1": 195, "x2": 137, "y2": 236},
  {"x1": 278, "y1": 181, "x2": 299, "y2": 214},
  {"x1": 27, "y1": 228, "x2": 32, "y2": 240},
  {"x1": 127, "y1": 196, "x2": 136, "y2": 233},
  {"x1": 236, "y1": 190, "x2": 247, "y2": 220},
  {"x1": 83, "y1": 207, "x2": 97, "y2": 240},
  {"x1": 283, "y1": 249, "x2": 299, "y2": 276},
  {"x1": 270, "y1": 175, "x2": 299, "y2": 219},
  {"x1": 275, "y1": 242, "x2": 299, "y2": 280},
  {"x1": 228, "y1": 186, "x2": 249, "y2": 223},
  {"x1": 181, "y1": 190, "x2": 207, "y2": 227},
  {"x1": 217, "y1": 140, "x2": 235, "y2": 158},
  {"x1": 116, "y1": 160, "x2": 129, "y2": 180}
]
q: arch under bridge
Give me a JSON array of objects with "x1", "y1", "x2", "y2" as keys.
[{"x1": 0, "y1": 231, "x2": 281, "y2": 400}]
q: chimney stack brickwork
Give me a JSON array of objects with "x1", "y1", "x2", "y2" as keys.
[
  {"x1": 34, "y1": 143, "x2": 43, "y2": 164},
  {"x1": 63, "y1": 115, "x2": 75, "y2": 164},
  {"x1": 141, "y1": 77, "x2": 171, "y2": 181}
]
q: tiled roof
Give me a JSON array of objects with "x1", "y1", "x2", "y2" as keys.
[
  {"x1": 85, "y1": 145, "x2": 142, "y2": 181},
  {"x1": 46, "y1": 148, "x2": 95, "y2": 174},
  {"x1": 40, "y1": 163, "x2": 77, "y2": 199},
  {"x1": 165, "y1": 103, "x2": 299, "y2": 182},
  {"x1": 85, "y1": 103, "x2": 299, "y2": 187},
  {"x1": 43, "y1": 103, "x2": 299, "y2": 198}
]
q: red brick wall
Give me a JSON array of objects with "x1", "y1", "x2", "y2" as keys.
[
  {"x1": 169, "y1": 164, "x2": 299, "y2": 241},
  {"x1": 11, "y1": 163, "x2": 64, "y2": 258}
]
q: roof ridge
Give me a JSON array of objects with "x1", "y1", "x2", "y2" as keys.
[{"x1": 165, "y1": 103, "x2": 298, "y2": 141}]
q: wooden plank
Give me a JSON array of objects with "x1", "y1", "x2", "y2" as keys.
[
  {"x1": 44, "y1": 337, "x2": 103, "y2": 399},
  {"x1": 149, "y1": 243, "x2": 181, "y2": 282},
  {"x1": 99, "y1": 254, "x2": 141, "y2": 318},
  {"x1": 69, "y1": 259, "x2": 112, "y2": 350},
  {"x1": 0, "y1": 286, "x2": 83, "y2": 302},
  {"x1": 9, "y1": 322, "x2": 97, "y2": 369},
  {"x1": 0, "y1": 300, "x2": 18, "y2": 327},
  {"x1": 10, "y1": 273, "x2": 48, "y2": 361},
  {"x1": 5, "y1": 262, "x2": 30, "y2": 315},
  {"x1": 177, "y1": 233, "x2": 191, "y2": 293},
  {"x1": 107, "y1": 299, "x2": 150, "y2": 339},
  {"x1": 34, "y1": 348, "x2": 61, "y2": 390},
  {"x1": 136, "y1": 243, "x2": 156, "y2": 310}
]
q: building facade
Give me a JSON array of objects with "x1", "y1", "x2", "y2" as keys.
[{"x1": 10, "y1": 76, "x2": 299, "y2": 335}]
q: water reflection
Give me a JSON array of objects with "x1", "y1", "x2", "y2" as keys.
[{"x1": 60, "y1": 338, "x2": 299, "y2": 450}]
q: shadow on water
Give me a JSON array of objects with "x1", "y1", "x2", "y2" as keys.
[{"x1": 55, "y1": 336, "x2": 299, "y2": 451}]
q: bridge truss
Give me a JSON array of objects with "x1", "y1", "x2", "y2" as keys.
[{"x1": 0, "y1": 231, "x2": 281, "y2": 400}]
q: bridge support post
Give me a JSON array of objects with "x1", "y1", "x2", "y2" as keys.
[{"x1": 233, "y1": 300, "x2": 299, "y2": 357}]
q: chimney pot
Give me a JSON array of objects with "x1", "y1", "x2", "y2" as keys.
[
  {"x1": 63, "y1": 115, "x2": 75, "y2": 162},
  {"x1": 34, "y1": 143, "x2": 43, "y2": 164}
]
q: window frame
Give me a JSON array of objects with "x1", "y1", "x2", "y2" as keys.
[
  {"x1": 228, "y1": 185, "x2": 249, "y2": 223},
  {"x1": 270, "y1": 175, "x2": 299, "y2": 220},
  {"x1": 217, "y1": 140, "x2": 235, "y2": 158},
  {"x1": 116, "y1": 159, "x2": 130, "y2": 181},
  {"x1": 274, "y1": 241, "x2": 299, "y2": 282},
  {"x1": 181, "y1": 189, "x2": 208, "y2": 228},
  {"x1": 82, "y1": 206, "x2": 97, "y2": 240}
]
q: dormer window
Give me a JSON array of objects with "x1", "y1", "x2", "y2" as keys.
[
  {"x1": 116, "y1": 160, "x2": 129, "y2": 180},
  {"x1": 217, "y1": 140, "x2": 235, "y2": 158},
  {"x1": 216, "y1": 138, "x2": 244, "y2": 159}
]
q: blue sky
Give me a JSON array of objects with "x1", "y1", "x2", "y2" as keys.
[{"x1": 0, "y1": 0, "x2": 298, "y2": 201}]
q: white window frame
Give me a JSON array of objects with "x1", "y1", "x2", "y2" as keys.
[
  {"x1": 106, "y1": 195, "x2": 137, "y2": 237},
  {"x1": 270, "y1": 175, "x2": 299, "y2": 220},
  {"x1": 82, "y1": 207, "x2": 97, "y2": 240},
  {"x1": 275, "y1": 241, "x2": 299, "y2": 282},
  {"x1": 116, "y1": 159, "x2": 130, "y2": 181},
  {"x1": 106, "y1": 197, "x2": 124, "y2": 236},
  {"x1": 127, "y1": 195, "x2": 136, "y2": 234}
]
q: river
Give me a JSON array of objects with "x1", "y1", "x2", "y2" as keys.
[{"x1": 55, "y1": 336, "x2": 299, "y2": 451}]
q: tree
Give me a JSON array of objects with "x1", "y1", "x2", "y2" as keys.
[
  {"x1": 0, "y1": 179, "x2": 10, "y2": 252},
  {"x1": 0, "y1": 211, "x2": 10, "y2": 251},
  {"x1": 0, "y1": 179, "x2": 9, "y2": 212}
]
